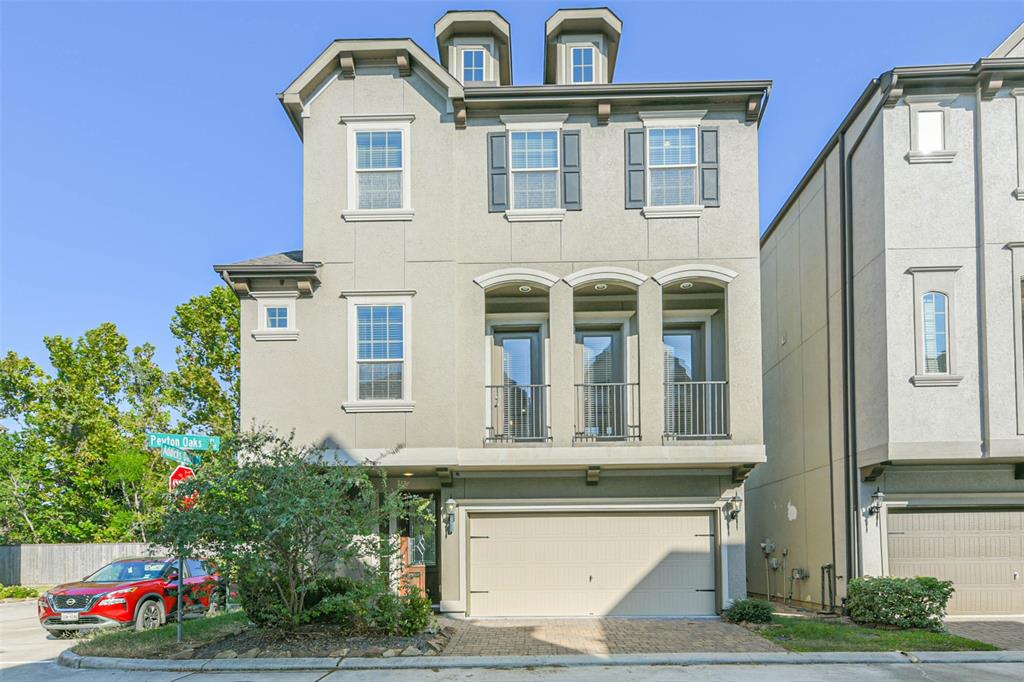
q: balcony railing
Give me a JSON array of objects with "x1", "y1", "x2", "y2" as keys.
[
  {"x1": 574, "y1": 382, "x2": 641, "y2": 443},
  {"x1": 663, "y1": 380, "x2": 729, "y2": 439},
  {"x1": 484, "y1": 384, "x2": 550, "y2": 444}
]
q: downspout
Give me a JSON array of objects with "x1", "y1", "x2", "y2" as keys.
[
  {"x1": 973, "y1": 79, "x2": 991, "y2": 455},
  {"x1": 839, "y1": 75, "x2": 891, "y2": 584}
]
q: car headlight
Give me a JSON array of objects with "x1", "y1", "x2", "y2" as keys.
[{"x1": 97, "y1": 587, "x2": 136, "y2": 606}]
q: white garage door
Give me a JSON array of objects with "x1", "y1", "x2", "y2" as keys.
[
  {"x1": 468, "y1": 511, "x2": 717, "y2": 617},
  {"x1": 887, "y1": 509, "x2": 1024, "y2": 615}
]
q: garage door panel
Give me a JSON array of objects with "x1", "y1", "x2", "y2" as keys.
[
  {"x1": 469, "y1": 512, "x2": 716, "y2": 617},
  {"x1": 887, "y1": 509, "x2": 1024, "y2": 616}
]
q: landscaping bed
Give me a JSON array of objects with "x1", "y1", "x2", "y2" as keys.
[
  {"x1": 72, "y1": 610, "x2": 454, "y2": 660},
  {"x1": 750, "y1": 615, "x2": 999, "y2": 652}
]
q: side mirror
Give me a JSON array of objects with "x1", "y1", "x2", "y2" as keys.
[{"x1": 165, "y1": 573, "x2": 179, "y2": 583}]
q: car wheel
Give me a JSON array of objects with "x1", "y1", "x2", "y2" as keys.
[{"x1": 135, "y1": 600, "x2": 162, "y2": 631}]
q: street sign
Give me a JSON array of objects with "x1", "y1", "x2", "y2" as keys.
[
  {"x1": 169, "y1": 465, "x2": 195, "y2": 493},
  {"x1": 147, "y1": 433, "x2": 221, "y2": 453},
  {"x1": 160, "y1": 446, "x2": 201, "y2": 467}
]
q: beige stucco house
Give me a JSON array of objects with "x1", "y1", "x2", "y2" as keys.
[
  {"x1": 748, "y1": 24, "x2": 1024, "y2": 615},
  {"x1": 215, "y1": 7, "x2": 770, "y2": 618}
]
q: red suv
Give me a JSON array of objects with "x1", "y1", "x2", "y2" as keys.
[{"x1": 38, "y1": 557, "x2": 222, "y2": 635}]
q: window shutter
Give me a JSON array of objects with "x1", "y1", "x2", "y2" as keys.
[
  {"x1": 561, "y1": 130, "x2": 582, "y2": 211},
  {"x1": 624, "y1": 129, "x2": 645, "y2": 209},
  {"x1": 700, "y1": 127, "x2": 720, "y2": 208},
  {"x1": 487, "y1": 132, "x2": 509, "y2": 213}
]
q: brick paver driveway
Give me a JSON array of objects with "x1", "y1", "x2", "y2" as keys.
[
  {"x1": 442, "y1": 617, "x2": 782, "y2": 656},
  {"x1": 945, "y1": 620, "x2": 1024, "y2": 650}
]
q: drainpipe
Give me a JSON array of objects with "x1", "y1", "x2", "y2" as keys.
[{"x1": 973, "y1": 79, "x2": 991, "y2": 456}]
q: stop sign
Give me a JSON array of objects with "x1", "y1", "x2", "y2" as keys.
[{"x1": 169, "y1": 465, "x2": 195, "y2": 493}]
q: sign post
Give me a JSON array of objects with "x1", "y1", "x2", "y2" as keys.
[{"x1": 149, "y1": 433, "x2": 216, "y2": 645}]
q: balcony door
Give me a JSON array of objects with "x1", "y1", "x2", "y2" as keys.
[
  {"x1": 664, "y1": 327, "x2": 723, "y2": 437},
  {"x1": 576, "y1": 329, "x2": 626, "y2": 439},
  {"x1": 491, "y1": 331, "x2": 545, "y2": 441}
]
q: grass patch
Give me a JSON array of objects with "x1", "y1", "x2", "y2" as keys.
[
  {"x1": 759, "y1": 616, "x2": 998, "y2": 652},
  {"x1": 72, "y1": 610, "x2": 249, "y2": 658}
]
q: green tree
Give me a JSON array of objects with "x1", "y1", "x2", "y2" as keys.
[{"x1": 168, "y1": 286, "x2": 239, "y2": 438}]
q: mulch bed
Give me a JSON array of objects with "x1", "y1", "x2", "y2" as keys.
[{"x1": 186, "y1": 622, "x2": 453, "y2": 659}]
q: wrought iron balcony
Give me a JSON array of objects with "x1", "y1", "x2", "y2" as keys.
[
  {"x1": 574, "y1": 382, "x2": 641, "y2": 443},
  {"x1": 484, "y1": 384, "x2": 550, "y2": 444},
  {"x1": 663, "y1": 380, "x2": 729, "y2": 439}
]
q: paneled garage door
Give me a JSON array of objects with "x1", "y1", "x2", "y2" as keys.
[
  {"x1": 468, "y1": 511, "x2": 717, "y2": 617},
  {"x1": 887, "y1": 508, "x2": 1024, "y2": 615}
]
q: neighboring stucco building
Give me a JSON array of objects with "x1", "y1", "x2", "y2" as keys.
[
  {"x1": 748, "y1": 25, "x2": 1024, "y2": 615},
  {"x1": 215, "y1": 8, "x2": 770, "y2": 617}
]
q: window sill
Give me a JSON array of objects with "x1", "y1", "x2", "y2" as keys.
[
  {"x1": 911, "y1": 374, "x2": 964, "y2": 387},
  {"x1": 342, "y1": 400, "x2": 415, "y2": 413},
  {"x1": 342, "y1": 209, "x2": 415, "y2": 222},
  {"x1": 906, "y1": 150, "x2": 957, "y2": 164},
  {"x1": 252, "y1": 330, "x2": 300, "y2": 341},
  {"x1": 504, "y1": 209, "x2": 566, "y2": 223},
  {"x1": 642, "y1": 205, "x2": 703, "y2": 219}
]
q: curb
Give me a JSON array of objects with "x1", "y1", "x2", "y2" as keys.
[{"x1": 58, "y1": 648, "x2": 1024, "y2": 672}]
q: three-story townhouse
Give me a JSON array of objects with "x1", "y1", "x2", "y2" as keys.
[
  {"x1": 215, "y1": 8, "x2": 770, "y2": 618},
  {"x1": 748, "y1": 23, "x2": 1024, "y2": 615}
]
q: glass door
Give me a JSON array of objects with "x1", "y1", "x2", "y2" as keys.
[
  {"x1": 492, "y1": 332, "x2": 545, "y2": 441},
  {"x1": 577, "y1": 330, "x2": 625, "y2": 438},
  {"x1": 664, "y1": 328, "x2": 709, "y2": 437}
]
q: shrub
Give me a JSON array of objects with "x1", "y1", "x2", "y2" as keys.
[
  {"x1": 846, "y1": 576, "x2": 954, "y2": 630},
  {"x1": 724, "y1": 598, "x2": 774, "y2": 624},
  {"x1": 0, "y1": 584, "x2": 40, "y2": 599},
  {"x1": 309, "y1": 582, "x2": 434, "y2": 636}
]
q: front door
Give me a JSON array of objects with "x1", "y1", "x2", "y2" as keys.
[{"x1": 401, "y1": 493, "x2": 440, "y2": 603}]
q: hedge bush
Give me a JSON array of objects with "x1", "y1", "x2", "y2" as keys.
[
  {"x1": 0, "y1": 584, "x2": 40, "y2": 599},
  {"x1": 846, "y1": 576, "x2": 954, "y2": 630},
  {"x1": 307, "y1": 582, "x2": 434, "y2": 636},
  {"x1": 724, "y1": 598, "x2": 774, "y2": 624}
]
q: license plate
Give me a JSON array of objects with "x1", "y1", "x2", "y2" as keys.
[{"x1": 60, "y1": 612, "x2": 79, "y2": 622}]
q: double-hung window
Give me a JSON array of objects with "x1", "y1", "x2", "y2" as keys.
[
  {"x1": 341, "y1": 114, "x2": 414, "y2": 221},
  {"x1": 344, "y1": 293, "x2": 414, "y2": 412},
  {"x1": 355, "y1": 131, "x2": 403, "y2": 209},
  {"x1": 648, "y1": 127, "x2": 698, "y2": 207},
  {"x1": 510, "y1": 131, "x2": 559, "y2": 209},
  {"x1": 571, "y1": 47, "x2": 594, "y2": 84},
  {"x1": 463, "y1": 49, "x2": 485, "y2": 82}
]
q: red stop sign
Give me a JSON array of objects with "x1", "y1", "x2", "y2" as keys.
[{"x1": 169, "y1": 466, "x2": 197, "y2": 509}]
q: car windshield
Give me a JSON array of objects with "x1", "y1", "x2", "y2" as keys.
[{"x1": 84, "y1": 560, "x2": 171, "y2": 582}]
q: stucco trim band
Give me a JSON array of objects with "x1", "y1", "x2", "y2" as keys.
[
  {"x1": 473, "y1": 268, "x2": 561, "y2": 290},
  {"x1": 564, "y1": 266, "x2": 648, "y2": 288},
  {"x1": 653, "y1": 264, "x2": 739, "y2": 286}
]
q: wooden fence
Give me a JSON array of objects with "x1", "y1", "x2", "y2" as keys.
[{"x1": 0, "y1": 543, "x2": 163, "y2": 586}]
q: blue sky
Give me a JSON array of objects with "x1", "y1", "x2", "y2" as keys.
[{"x1": 2, "y1": 1, "x2": 1021, "y2": 371}]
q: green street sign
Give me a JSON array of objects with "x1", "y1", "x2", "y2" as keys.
[
  {"x1": 160, "y1": 447, "x2": 202, "y2": 467},
  {"x1": 147, "y1": 433, "x2": 221, "y2": 453}
]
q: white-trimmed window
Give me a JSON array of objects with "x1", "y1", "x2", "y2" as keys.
[
  {"x1": 343, "y1": 293, "x2": 414, "y2": 412},
  {"x1": 511, "y1": 131, "x2": 559, "y2": 209},
  {"x1": 340, "y1": 114, "x2": 414, "y2": 221},
  {"x1": 571, "y1": 47, "x2": 594, "y2": 84},
  {"x1": 916, "y1": 111, "x2": 944, "y2": 154},
  {"x1": 921, "y1": 291, "x2": 949, "y2": 373},
  {"x1": 251, "y1": 292, "x2": 298, "y2": 341},
  {"x1": 906, "y1": 95, "x2": 956, "y2": 164},
  {"x1": 463, "y1": 49, "x2": 485, "y2": 82},
  {"x1": 648, "y1": 127, "x2": 698, "y2": 207}
]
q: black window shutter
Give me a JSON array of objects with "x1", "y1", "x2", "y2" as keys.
[
  {"x1": 561, "y1": 130, "x2": 582, "y2": 211},
  {"x1": 700, "y1": 127, "x2": 720, "y2": 208},
  {"x1": 624, "y1": 129, "x2": 645, "y2": 209},
  {"x1": 487, "y1": 132, "x2": 509, "y2": 213}
]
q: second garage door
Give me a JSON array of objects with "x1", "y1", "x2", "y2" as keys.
[
  {"x1": 468, "y1": 511, "x2": 717, "y2": 617},
  {"x1": 887, "y1": 508, "x2": 1024, "y2": 615}
]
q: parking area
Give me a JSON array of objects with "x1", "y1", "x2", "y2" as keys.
[
  {"x1": 441, "y1": 617, "x2": 783, "y2": 656},
  {"x1": 0, "y1": 600, "x2": 74, "y2": 670}
]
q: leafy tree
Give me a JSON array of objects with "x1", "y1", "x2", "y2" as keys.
[
  {"x1": 155, "y1": 428, "x2": 426, "y2": 628},
  {"x1": 168, "y1": 286, "x2": 239, "y2": 438}
]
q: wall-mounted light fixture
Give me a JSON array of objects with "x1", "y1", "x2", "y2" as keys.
[
  {"x1": 443, "y1": 497, "x2": 458, "y2": 536},
  {"x1": 868, "y1": 488, "x2": 885, "y2": 516},
  {"x1": 725, "y1": 494, "x2": 743, "y2": 521}
]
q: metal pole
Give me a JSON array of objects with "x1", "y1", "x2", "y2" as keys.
[{"x1": 177, "y1": 552, "x2": 184, "y2": 643}]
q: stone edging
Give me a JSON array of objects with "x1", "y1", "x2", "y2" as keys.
[{"x1": 58, "y1": 649, "x2": 1024, "y2": 672}]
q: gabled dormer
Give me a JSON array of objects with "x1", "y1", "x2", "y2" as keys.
[
  {"x1": 435, "y1": 10, "x2": 512, "y2": 86},
  {"x1": 544, "y1": 7, "x2": 622, "y2": 85}
]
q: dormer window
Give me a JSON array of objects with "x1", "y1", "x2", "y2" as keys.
[
  {"x1": 463, "y1": 49, "x2": 485, "y2": 82},
  {"x1": 571, "y1": 47, "x2": 594, "y2": 84}
]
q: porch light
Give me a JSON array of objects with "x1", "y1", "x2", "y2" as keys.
[
  {"x1": 518, "y1": 285, "x2": 532, "y2": 293},
  {"x1": 725, "y1": 495, "x2": 742, "y2": 521},
  {"x1": 679, "y1": 282, "x2": 694, "y2": 289},
  {"x1": 443, "y1": 498, "x2": 458, "y2": 536},
  {"x1": 868, "y1": 488, "x2": 885, "y2": 516},
  {"x1": 594, "y1": 283, "x2": 608, "y2": 291}
]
